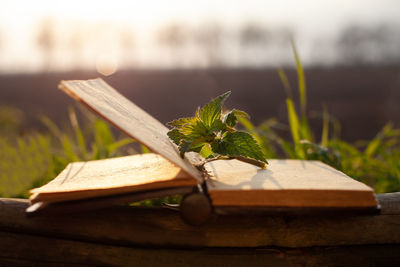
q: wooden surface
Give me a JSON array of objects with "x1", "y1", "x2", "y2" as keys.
[
  {"x1": 0, "y1": 194, "x2": 400, "y2": 266},
  {"x1": 206, "y1": 159, "x2": 377, "y2": 207},
  {"x1": 59, "y1": 79, "x2": 203, "y2": 182},
  {"x1": 1, "y1": 193, "x2": 399, "y2": 247},
  {"x1": 0, "y1": 231, "x2": 399, "y2": 266},
  {"x1": 30, "y1": 153, "x2": 196, "y2": 204}
]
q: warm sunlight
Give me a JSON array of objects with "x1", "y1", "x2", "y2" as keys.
[
  {"x1": 1, "y1": 2, "x2": 399, "y2": 264},
  {"x1": 0, "y1": 0, "x2": 399, "y2": 72},
  {"x1": 96, "y1": 53, "x2": 119, "y2": 76}
]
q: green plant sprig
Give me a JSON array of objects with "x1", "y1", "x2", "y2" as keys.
[{"x1": 167, "y1": 91, "x2": 268, "y2": 169}]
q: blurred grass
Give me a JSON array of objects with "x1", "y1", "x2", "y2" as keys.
[
  {"x1": 238, "y1": 42, "x2": 400, "y2": 193},
  {"x1": 0, "y1": 106, "x2": 140, "y2": 198}
]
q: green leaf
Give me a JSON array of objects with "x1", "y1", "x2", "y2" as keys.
[
  {"x1": 168, "y1": 118, "x2": 211, "y2": 158},
  {"x1": 365, "y1": 137, "x2": 381, "y2": 158},
  {"x1": 179, "y1": 120, "x2": 209, "y2": 140},
  {"x1": 189, "y1": 141, "x2": 207, "y2": 153},
  {"x1": 321, "y1": 105, "x2": 329, "y2": 147},
  {"x1": 286, "y1": 98, "x2": 301, "y2": 144},
  {"x1": 224, "y1": 109, "x2": 249, "y2": 127},
  {"x1": 211, "y1": 131, "x2": 267, "y2": 163},
  {"x1": 178, "y1": 140, "x2": 192, "y2": 157},
  {"x1": 300, "y1": 116, "x2": 312, "y2": 141},
  {"x1": 167, "y1": 117, "x2": 197, "y2": 128},
  {"x1": 106, "y1": 138, "x2": 135, "y2": 155},
  {"x1": 166, "y1": 91, "x2": 268, "y2": 168},
  {"x1": 68, "y1": 107, "x2": 87, "y2": 159},
  {"x1": 277, "y1": 68, "x2": 293, "y2": 99},
  {"x1": 199, "y1": 144, "x2": 213, "y2": 158},
  {"x1": 199, "y1": 91, "x2": 231, "y2": 128},
  {"x1": 141, "y1": 144, "x2": 150, "y2": 153},
  {"x1": 178, "y1": 139, "x2": 206, "y2": 157},
  {"x1": 167, "y1": 128, "x2": 186, "y2": 145},
  {"x1": 291, "y1": 40, "x2": 307, "y2": 118},
  {"x1": 94, "y1": 120, "x2": 115, "y2": 146},
  {"x1": 209, "y1": 119, "x2": 226, "y2": 133}
]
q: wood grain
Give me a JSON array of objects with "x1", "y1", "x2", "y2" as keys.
[
  {"x1": 1, "y1": 194, "x2": 399, "y2": 248},
  {"x1": 377, "y1": 192, "x2": 400, "y2": 214},
  {"x1": 0, "y1": 230, "x2": 399, "y2": 266},
  {"x1": 59, "y1": 79, "x2": 202, "y2": 182}
]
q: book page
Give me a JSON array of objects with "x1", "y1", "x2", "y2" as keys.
[
  {"x1": 30, "y1": 153, "x2": 196, "y2": 204},
  {"x1": 59, "y1": 79, "x2": 202, "y2": 182},
  {"x1": 205, "y1": 159, "x2": 377, "y2": 208}
]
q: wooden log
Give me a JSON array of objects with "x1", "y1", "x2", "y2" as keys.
[
  {"x1": 0, "y1": 231, "x2": 399, "y2": 267},
  {"x1": 0, "y1": 193, "x2": 399, "y2": 249},
  {"x1": 377, "y1": 192, "x2": 400, "y2": 214}
]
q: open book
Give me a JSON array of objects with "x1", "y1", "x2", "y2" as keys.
[{"x1": 27, "y1": 79, "x2": 378, "y2": 223}]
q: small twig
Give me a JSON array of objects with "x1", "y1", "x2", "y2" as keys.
[
  {"x1": 234, "y1": 156, "x2": 267, "y2": 169},
  {"x1": 202, "y1": 156, "x2": 226, "y2": 165},
  {"x1": 198, "y1": 155, "x2": 267, "y2": 169}
]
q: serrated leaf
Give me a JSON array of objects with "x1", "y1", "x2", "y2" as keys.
[
  {"x1": 233, "y1": 109, "x2": 249, "y2": 118},
  {"x1": 167, "y1": 117, "x2": 197, "y2": 128},
  {"x1": 209, "y1": 119, "x2": 226, "y2": 133},
  {"x1": 211, "y1": 131, "x2": 267, "y2": 163},
  {"x1": 199, "y1": 91, "x2": 231, "y2": 129},
  {"x1": 224, "y1": 109, "x2": 249, "y2": 127},
  {"x1": 189, "y1": 141, "x2": 207, "y2": 153},
  {"x1": 178, "y1": 139, "x2": 192, "y2": 157},
  {"x1": 178, "y1": 119, "x2": 208, "y2": 139},
  {"x1": 167, "y1": 128, "x2": 185, "y2": 145},
  {"x1": 199, "y1": 144, "x2": 213, "y2": 158},
  {"x1": 166, "y1": 91, "x2": 266, "y2": 169},
  {"x1": 178, "y1": 138, "x2": 206, "y2": 157}
]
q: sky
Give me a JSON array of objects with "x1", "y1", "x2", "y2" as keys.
[{"x1": 0, "y1": 0, "x2": 399, "y2": 73}]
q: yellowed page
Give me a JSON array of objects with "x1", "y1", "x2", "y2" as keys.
[
  {"x1": 30, "y1": 153, "x2": 196, "y2": 204},
  {"x1": 59, "y1": 79, "x2": 202, "y2": 182},
  {"x1": 205, "y1": 159, "x2": 377, "y2": 208}
]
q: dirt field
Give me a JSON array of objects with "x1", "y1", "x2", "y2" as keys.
[{"x1": 1, "y1": 66, "x2": 399, "y2": 141}]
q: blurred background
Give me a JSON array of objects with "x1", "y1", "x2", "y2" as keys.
[
  {"x1": 1, "y1": 0, "x2": 400, "y2": 197},
  {"x1": 1, "y1": 0, "x2": 400, "y2": 139}
]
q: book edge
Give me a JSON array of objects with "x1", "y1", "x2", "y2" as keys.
[
  {"x1": 30, "y1": 176, "x2": 198, "y2": 204},
  {"x1": 209, "y1": 188, "x2": 377, "y2": 208}
]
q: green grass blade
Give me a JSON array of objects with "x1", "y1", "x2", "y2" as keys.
[
  {"x1": 286, "y1": 98, "x2": 300, "y2": 144},
  {"x1": 291, "y1": 39, "x2": 307, "y2": 118},
  {"x1": 365, "y1": 138, "x2": 381, "y2": 158},
  {"x1": 61, "y1": 135, "x2": 79, "y2": 162},
  {"x1": 321, "y1": 105, "x2": 329, "y2": 147},
  {"x1": 106, "y1": 138, "x2": 135, "y2": 156},
  {"x1": 277, "y1": 68, "x2": 293, "y2": 99},
  {"x1": 300, "y1": 116, "x2": 312, "y2": 141},
  {"x1": 94, "y1": 120, "x2": 115, "y2": 147},
  {"x1": 277, "y1": 138, "x2": 296, "y2": 158},
  {"x1": 40, "y1": 116, "x2": 62, "y2": 141},
  {"x1": 68, "y1": 107, "x2": 87, "y2": 159},
  {"x1": 141, "y1": 144, "x2": 150, "y2": 154},
  {"x1": 238, "y1": 116, "x2": 255, "y2": 131}
]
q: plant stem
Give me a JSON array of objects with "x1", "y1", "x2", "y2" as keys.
[
  {"x1": 234, "y1": 156, "x2": 267, "y2": 169},
  {"x1": 202, "y1": 155, "x2": 267, "y2": 169}
]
